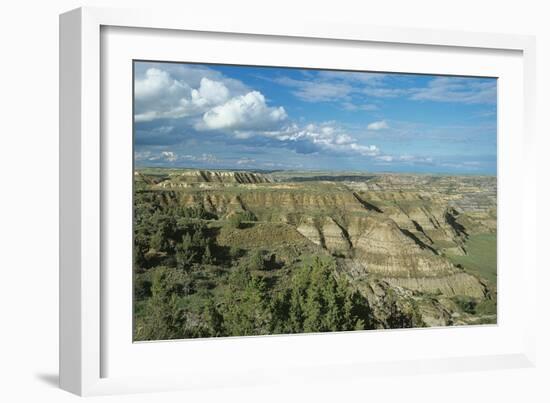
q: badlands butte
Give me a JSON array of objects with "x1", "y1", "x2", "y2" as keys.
[{"x1": 133, "y1": 168, "x2": 497, "y2": 340}]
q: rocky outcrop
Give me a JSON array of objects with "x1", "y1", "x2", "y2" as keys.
[
  {"x1": 322, "y1": 218, "x2": 352, "y2": 254},
  {"x1": 347, "y1": 214, "x2": 455, "y2": 277},
  {"x1": 384, "y1": 272, "x2": 488, "y2": 299},
  {"x1": 296, "y1": 217, "x2": 353, "y2": 254},
  {"x1": 296, "y1": 217, "x2": 323, "y2": 247},
  {"x1": 156, "y1": 170, "x2": 272, "y2": 187},
  {"x1": 354, "y1": 278, "x2": 451, "y2": 328}
]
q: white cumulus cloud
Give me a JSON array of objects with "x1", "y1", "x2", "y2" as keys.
[
  {"x1": 134, "y1": 68, "x2": 188, "y2": 100},
  {"x1": 134, "y1": 68, "x2": 288, "y2": 133},
  {"x1": 259, "y1": 122, "x2": 380, "y2": 157},
  {"x1": 191, "y1": 78, "x2": 230, "y2": 108},
  {"x1": 161, "y1": 151, "x2": 177, "y2": 162},
  {"x1": 134, "y1": 68, "x2": 242, "y2": 122},
  {"x1": 199, "y1": 91, "x2": 287, "y2": 131},
  {"x1": 134, "y1": 68, "x2": 194, "y2": 122},
  {"x1": 135, "y1": 150, "x2": 178, "y2": 162},
  {"x1": 367, "y1": 120, "x2": 389, "y2": 130}
]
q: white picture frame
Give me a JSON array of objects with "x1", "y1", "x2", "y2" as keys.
[{"x1": 59, "y1": 6, "x2": 537, "y2": 396}]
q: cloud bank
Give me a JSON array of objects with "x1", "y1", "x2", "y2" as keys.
[{"x1": 135, "y1": 65, "x2": 381, "y2": 160}]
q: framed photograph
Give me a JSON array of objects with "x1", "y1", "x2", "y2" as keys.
[{"x1": 60, "y1": 7, "x2": 537, "y2": 396}]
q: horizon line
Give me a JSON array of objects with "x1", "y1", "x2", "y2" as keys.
[{"x1": 134, "y1": 165, "x2": 497, "y2": 177}]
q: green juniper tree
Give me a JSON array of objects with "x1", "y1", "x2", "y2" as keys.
[{"x1": 135, "y1": 266, "x2": 187, "y2": 340}]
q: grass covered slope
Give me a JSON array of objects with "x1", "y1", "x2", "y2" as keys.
[{"x1": 448, "y1": 233, "x2": 497, "y2": 287}]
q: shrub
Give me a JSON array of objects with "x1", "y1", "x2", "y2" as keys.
[
  {"x1": 135, "y1": 266, "x2": 188, "y2": 340},
  {"x1": 248, "y1": 249, "x2": 265, "y2": 271},
  {"x1": 134, "y1": 274, "x2": 152, "y2": 300},
  {"x1": 453, "y1": 295, "x2": 477, "y2": 315},
  {"x1": 226, "y1": 211, "x2": 257, "y2": 229},
  {"x1": 221, "y1": 265, "x2": 272, "y2": 335}
]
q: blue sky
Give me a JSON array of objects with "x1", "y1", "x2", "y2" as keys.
[{"x1": 134, "y1": 61, "x2": 497, "y2": 174}]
